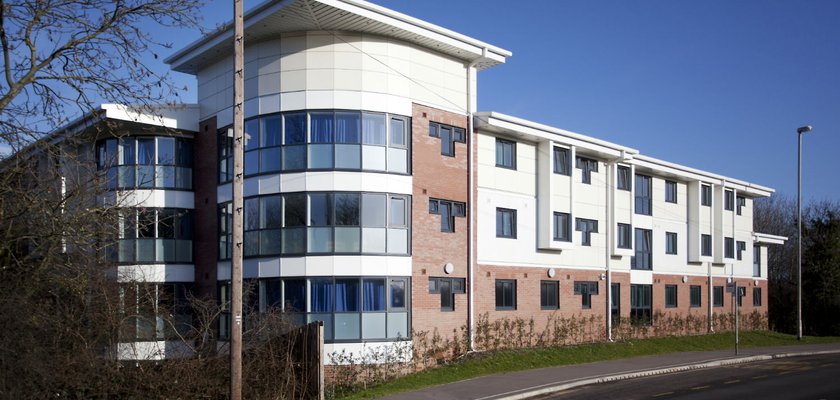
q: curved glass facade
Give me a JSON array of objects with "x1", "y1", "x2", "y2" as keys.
[
  {"x1": 219, "y1": 277, "x2": 410, "y2": 342},
  {"x1": 219, "y1": 191, "x2": 410, "y2": 259},
  {"x1": 97, "y1": 136, "x2": 193, "y2": 190},
  {"x1": 108, "y1": 208, "x2": 194, "y2": 264},
  {"x1": 218, "y1": 110, "x2": 411, "y2": 182},
  {"x1": 120, "y1": 282, "x2": 192, "y2": 341}
]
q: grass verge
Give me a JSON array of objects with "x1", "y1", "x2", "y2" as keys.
[{"x1": 338, "y1": 331, "x2": 840, "y2": 399}]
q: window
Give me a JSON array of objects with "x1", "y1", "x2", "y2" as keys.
[
  {"x1": 97, "y1": 136, "x2": 193, "y2": 190},
  {"x1": 429, "y1": 199, "x2": 465, "y2": 233},
  {"x1": 701, "y1": 234, "x2": 712, "y2": 256},
  {"x1": 634, "y1": 174, "x2": 652, "y2": 215},
  {"x1": 113, "y1": 208, "x2": 194, "y2": 264},
  {"x1": 610, "y1": 283, "x2": 620, "y2": 324},
  {"x1": 753, "y1": 287, "x2": 762, "y2": 306},
  {"x1": 617, "y1": 223, "x2": 632, "y2": 249},
  {"x1": 574, "y1": 281, "x2": 598, "y2": 309},
  {"x1": 495, "y1": 138, "x2": 516, "y2": 169},
  {"x1": 713, "y1": 286, "x2": 724, "y2": 307},
  {"x1": 496, "y1": 208, "x2": 517, "y2": 238},
  {"x1": 725, "y1": 237, "x2": 735, "y2": 259},
  {"x1": 665, "y1": 180, "x2": 677, "y2": 203},
  {"x1": 540, "y1": 281, "x2": 559, "y2": 310},
  {"x1": 701, "y1": 184, "x2": 712, "y2": 206},
  {"x1": 737, "y1": 196, "x2": 746, "y2": 215},
  {"x1": 736, "y1": 241, "x2": 746, "y2": 260},
  {"x1": 665, "y1": 285, "x2": 678, "y2": 308},
  {"x1": 632, "y1": 228, "x2": 652, "y2": 270},
  {"x1": 575, "y1": 218, "x2": 598, "y2": 246},
  {"x1": 429, "y1": 277, "x2": 465, "y2": 311},
  {"x1": 553, "y1": 212, "x2": 571, "y2": 242},
  {"x1": 753, "y1": 245, "x2": 761, "y2": 277},
  {"x1": 630, "y1": 284, "x2": 652, "y2": 325},
  {"x1": 724, "y1": 190, "x2": 735, "y2": 211},
  {"x1": 217, "y1": 110, "x2": 411, "y2": 181},
  {"x1": 690, "y1": 285, "x2": 701, "y2": 307},
  {"x1": 429, "y1": 122, "x2": 465, "y2": 157},
  {"x1": 666, "y1": 232, "x2": 678, "y2": 255},
  {"x1": 495, "y1": 279, "x2": 516, "y2": 310},
  {"x1": 576, "y1": 156, "x2": 599, "y2": 184},
  {"x1": 617, "y1": 166, "x2": 631, "y2": 190},
  {"x1": 553, "y1": 147, "x2": 571, "y2": 175}
]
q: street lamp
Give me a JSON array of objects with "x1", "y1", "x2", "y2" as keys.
[{"x1": 796, "y1": 124, "x2": 812, "y2": 340}]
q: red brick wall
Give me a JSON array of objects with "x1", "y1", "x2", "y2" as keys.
[
  {"x1": 410, "y1": 104, "x2": 470, "y2": 338},
  {"x1": 194, "y1": 117, "x2": 218, "y2": 300}
]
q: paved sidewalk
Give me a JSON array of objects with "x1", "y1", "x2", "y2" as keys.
[{"x1": 380, "y1": 342, "x2": 840, "y2": 400}]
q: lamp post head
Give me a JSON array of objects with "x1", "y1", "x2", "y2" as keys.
[{"x1": 797, "y1": 125, "x2": 812, "y2": 134}]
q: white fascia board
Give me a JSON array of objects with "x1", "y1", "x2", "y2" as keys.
[
  {"x1": 475, "y1": 111, "x2": 638, "y2": 158},
  {"x1": 633, "y1": 154, "x2": 774, "y2": 197},
  {"x1": 329, "y1": 0, "x2": 511, "y2": 63},
  {"x1": 165, "y1": 0, "x2": 296, "y2": 69},
  {"x1": 101, "y1": 104, "x2": 199, "y2": 131},
  {"x1": 753, "y1": 232, "x2": 787, "y2": 245}
]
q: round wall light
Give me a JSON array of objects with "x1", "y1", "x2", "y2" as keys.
[
  {"x1": 444, "y1": 263, "x2": 454, "y2": 274},
  {"x1": 547, "y1": 268, "x2": 556, "y2": 278}
]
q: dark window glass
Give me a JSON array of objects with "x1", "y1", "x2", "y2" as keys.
[
  {"x1": 495, "y1": 279, "x2": 516, "y2": 310},
  {"x1": 244, "y1": 119, "x2": 260, "y2": 150},
  {"x1": 440, "y1": 126, "x2": 453, "y2": 156},
  {"x1": 737, "y1": 196, "x2": 746, "y2": 215},
  {"x1": 283, "y1": 193, "x2": 307, "y2": 227},
  {"x1": 553, "y1": 147, "x2": 570, "y2": 175},
  {"x1": 575, "y1": 156, "x2": 599, "y2": 184},
  {"x1": 665, "y1": 285, "x2": 677, "y2": 308},
  {"x1": 335, "y1": 278, "x2": 359, "y2": 312},
  {"x1": 540, "y1": 281, "x2": 559, "y2": 310},
  {"x1": 665, "y1": 180, "x2": 677, "y2": 203},
  {"x1": 334, "y1": 193, "x2": 360, "y2": 226},
  {"x1": 576, "y1": 218, "x2": 598, "y2": 246},
  {"x1": 496, "y1": 208, "x2": 517, "y2": 238},
  {"x1": 617, "y1": 223, "x2": 632, "y2": 249},
  {"x1": 554, "y1": 212, "x2": 571, "y2": 242},
  {"x1": 702, "y1": 234, "x2": 712, "y2": 256},
  {"x1": 714, "y1": 286, "x2": 724, "y2": 307},
  {"x1": 309, "y1": 193, "x2": 333, "y2": 226},
  {"x1": 634, "y1": 174, "x2": 652, "y2": 215},
  {"x1": 157, "y1": 137, "x2": 176, "y2": 165},
  {"x1": 574, "y1": 281, "x2": 598, "y2": 309},
  {"x1": 617, "y1": 166, "x2": 631, "y2": 190},
  {"x1": 737, "y1": 240, "x2": 746, "y2": 260},
  {"x1": 690, "y1": 285, "x2": 701, "y2": 307},
  {"x1": 724, "y1": 190, "x2": 735, "y2": 211},
  {"x1": 632, "y1": 228, "x2": 652, "y2": 270},
  {"x1": 754, "y1": 246, "x2": 761, "y2": 277},
  {"x1": 284, "y1": 113, "x2": 307, "y2": 145},
  {"x1": 630, "y1": 284, "x2": 652, "y2": 325},
  {"x1": 725, "y1": 237, "x2": 735, "y2": 258},
  {"x1": 701, "y1": 184, "x2": 712, "y2": 206},
  {"x1": 753, "y1": 288, "x2": 762, "y2": 306},
  {"x1": 261, "y1": 115, "x2": 281, "y2": 147},
  {"x1": 610, "y1": 283, "x2": 620, "y2": 324},
  {"x1": 666, "y1": 232, "x2": 678, "y2": 255},
  {"x1": 495, "y1": 138, "x2": 516, "y2": 169},
  {"x1": 284, "y1": 279, "x2": 306, "y2": 312},
  {"x1": 390, "y1": 279, "x2": 406, "y2": 310},
  {"x1": 439, "y1": 278, "x2": 453, "y2": 311}
]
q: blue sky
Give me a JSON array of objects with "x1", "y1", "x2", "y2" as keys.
[{"x1": 161, "y1": 0, "x2": 840, "y2": 202}]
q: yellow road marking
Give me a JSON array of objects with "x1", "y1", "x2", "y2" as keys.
[
  {"x1": 724, "y1": 379, "x2": 740, "y2": 384},
  {"x1": 752, "y1": 375, "x2": 767, "y2": 380},
  {"x1": 691, "y1": 385, "x2": 710, "y2": 390}
]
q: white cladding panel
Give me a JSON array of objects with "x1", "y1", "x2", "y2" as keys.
[{"x1": 197, "y1": 32, "x2": 469, "y2": 122}]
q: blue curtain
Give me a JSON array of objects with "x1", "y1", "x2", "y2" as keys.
[
  {"x1": 310, "y1": 113, "x2": 334, "y2": 143},
  {"x1": 335, "y1": 112, "x2": 360, "y2": 143},
  {"x1": 363, "y1": 279, "x2": 385, "y2": 311},
  {"x1": 310, "y1": 279, "x2": 333, "y2": 312},
  {"x1": 335, "y1": 279, "x2": 359, "y2": 312}
]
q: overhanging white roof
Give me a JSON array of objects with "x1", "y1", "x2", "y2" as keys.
[{"x1": 165, "y1": 0, "x2": 511, "y2": 74}]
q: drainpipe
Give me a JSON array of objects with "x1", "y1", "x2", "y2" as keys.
[
  {"x1": 708, "y1": 262, "x2": 714, "y2": 332},
  {"x1": 605, "y1": 151, "x2": 630, "y2": 341},
  {"x1": 466, "y1": 48, "x2": 487, "y2": 351}
]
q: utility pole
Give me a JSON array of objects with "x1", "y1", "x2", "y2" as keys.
[{"x1": 230, "y1": 0, "x2": 245, "y2": 399}]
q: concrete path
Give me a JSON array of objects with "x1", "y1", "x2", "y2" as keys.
[{"x1": 380, "y1": 342, "x2": 840, "y2": 400}]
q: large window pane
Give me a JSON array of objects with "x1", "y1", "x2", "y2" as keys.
[
  {"x1": 362, "y1": 313, "x2": 386, "y2": 339},
  {"x1": 284, "y1": 113, "x2": 306, "y2": 145},
  {"x1": 244, "y1": 119, "x2": 260, "y2": 150},
  {"x1": 310, "y1": 112, "x2": 334, "y2": 143},
  {"x1": 362, "y1": 112, "x2": 386, "y2": 145},
  {"x1": 363, "y1": 279, "x2": 386, "y2": 312},
  {"x1": 310, "y1": 279, "x2": 334, "y2": 313},
  {"x1": 387, "y1": 228, "x2": 408, "y2": 254},
  {"x1": 390, "y1": 117, "x2": 407, "y2": 147},
  {"x1": 281, "y1": 228, "x2": 305, "y2": 254},
  {"x1": 308, "y1": 144, "x2": 334, "y2": 169},
  {"x1": 262, "y1": 115, "x2": 281, "y2": 147},
  {"x1": 261, "y1": 195, "x2": 282, "y2": 229},
  {"x1": 282, "y1": 145, "x2": 306, "y2": 170},
  {"x1": 307, "y1": 227, "x2": 333, "y2": 253},
  {"x1": 335, "y1": 193, "x2": 360, "y2": 226},
  {"x1": 334, "y1": 314, "x2": 360, "y2": 340},
  {"x1": 335, "y1": 279, "x2": 359, "y2": 312},
  {"x1": 362, "y1": 227, "x2": 386, "y2": 253},
  {"x1": 309, "y1": 193, "x2": 333, "y2": 226},
  {"x1": 336, "y1": 112, "x2": 361, "y2": 144},
  {"x1": 260, "y1": 147, "x2": 281, "y2": 173},
  {"x1": 387, "y1": 147, "x2": 408, "y2": 174},
  {"x1": 283, "y1": 193, "x2": 307, "y2": 227},
  {"x1": 334, "y1": 227, "x2": 360, "y2": 253},
  {"x1": 362, "y1": 145, "x2": 386, "y2": 171},
  {"x1": 157, "y1": 137, "x2": 176, "y2": 165},
  {"x1": 362, "y1": 194, "x2": 386, "y2": 227},
  {"x1": 335, "y1": 144, "x2": 360, "y2": 169},
  {"x1": 389, "y1": 197, "x2": 406, "y2": 227},
  {"x1": 283, "y1": 279, "x2": 306, "y2": 312}
]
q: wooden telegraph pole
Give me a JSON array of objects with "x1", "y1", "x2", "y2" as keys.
[{"x1": 231, "y1": 0, "x2": 245, "y2": 399}]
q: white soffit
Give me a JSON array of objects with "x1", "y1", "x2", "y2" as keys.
[{"x1": 165, "y1": 0, "x2": 511, "y2": 74}]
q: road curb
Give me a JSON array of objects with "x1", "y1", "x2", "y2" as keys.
[{"x1": 479, "y1": 349, "x2": 840, "y2": 400}]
